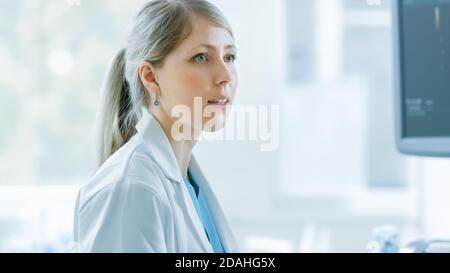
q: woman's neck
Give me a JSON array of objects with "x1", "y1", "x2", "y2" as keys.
[
  {"x1": 169, "y1": 138, "x2": 196, "y2": 179},
  {"x1": 150, "y1": 107, "x2": 199, "y2": 179}
]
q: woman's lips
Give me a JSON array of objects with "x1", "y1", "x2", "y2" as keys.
[
  {"x1": 207, "y1": 97, "x2": 229, "y2": 104},
  {"x1": 207, "y1": 96, "x2": 230, "y2": 109}
]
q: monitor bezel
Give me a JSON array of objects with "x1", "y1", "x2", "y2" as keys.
[{"x1": 393, "y1": 0, "x2": 450, "y2": 157}]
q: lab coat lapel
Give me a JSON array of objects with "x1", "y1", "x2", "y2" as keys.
[
  {"x1": 189, "y1": 156, "x2": 240, "y2": 253},
  {"x1": 178, "y1": 178, "x2": 214, "y2": 253}
]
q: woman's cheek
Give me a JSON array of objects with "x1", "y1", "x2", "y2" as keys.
[{"x1": 184, "y1": 76, "x2": 206, "y2": 98}]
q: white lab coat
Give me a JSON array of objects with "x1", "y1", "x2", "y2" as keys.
[{"x1": 73, "y1": 109, "x2": 239, "y2": 253}]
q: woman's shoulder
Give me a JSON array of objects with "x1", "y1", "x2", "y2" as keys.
[{"x1": 79, "y1": 137, "x2": 167, "y2": 209}]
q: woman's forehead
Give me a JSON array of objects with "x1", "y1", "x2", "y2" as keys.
[{"x1": 179, "y1": 17, "x2": 235, "y2": 52}]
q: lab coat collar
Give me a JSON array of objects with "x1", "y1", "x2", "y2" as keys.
[{"x1": 135, "y1": 108, "x2": 184, "y2": 184}]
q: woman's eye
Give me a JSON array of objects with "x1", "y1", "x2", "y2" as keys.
[
  {"x1": 225, "y1": 54, "x2": 237, "y2": 63},
  {"x1": 193, "y1": 53, "x2": 207, "y2": 63}
]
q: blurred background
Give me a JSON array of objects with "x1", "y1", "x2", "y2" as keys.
[{"x1": 1, "y1": 0, "x2": 450, "y2": 252}]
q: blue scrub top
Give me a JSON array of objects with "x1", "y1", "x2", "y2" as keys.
[{"x1": 183, "y1": 169, "x2": 225, "y2": 253}]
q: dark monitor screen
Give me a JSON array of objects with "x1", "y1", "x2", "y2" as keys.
[{"x1": 400, "y1": 0, "x2": 450, "y2": 138}]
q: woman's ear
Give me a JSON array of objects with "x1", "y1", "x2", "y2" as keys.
[{"x1": 139, "y1": 62, "x2": 161, "y2": 97}]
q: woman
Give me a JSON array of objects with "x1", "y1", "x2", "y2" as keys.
[{"x1": 73, "y1": 0, "x2": 239, "y2": 253}]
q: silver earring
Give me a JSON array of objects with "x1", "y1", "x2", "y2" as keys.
[{"x1": 154, "y1": 97, "x2": 160, "y2": 106}]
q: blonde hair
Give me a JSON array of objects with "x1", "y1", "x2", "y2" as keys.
[{"x1": 96, "y1": 0, "x2": 233, "y2": 167}]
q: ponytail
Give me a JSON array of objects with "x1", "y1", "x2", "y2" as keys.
[{"x1": 96, "y1": 49, "x2": 138, "y2": 167}]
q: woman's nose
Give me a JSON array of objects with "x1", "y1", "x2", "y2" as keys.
[{"x1": 214, "y1": 60, "x2": 233, "y2": 87}]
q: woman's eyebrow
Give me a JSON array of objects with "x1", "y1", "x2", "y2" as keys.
[{"x1": 190, "y1": 44, "x2": 236, "y2": 51}]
